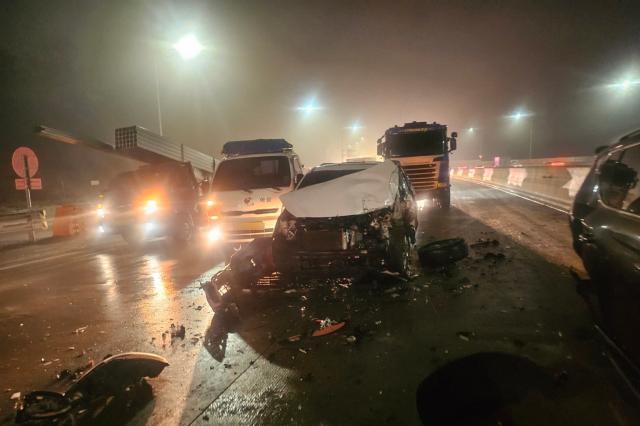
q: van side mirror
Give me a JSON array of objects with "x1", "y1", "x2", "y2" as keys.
[
  {"x1": 451, "y1": 132, "x2": 458, "y2": 138},
  {"x1": 449, "y1": 137, "x2": 457, "y2": 152},
  {"x1": 295, "y1": 173, "x2": 304, "y2": 185}
]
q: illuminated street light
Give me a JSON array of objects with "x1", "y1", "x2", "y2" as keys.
[
  {"x1": 507, "y1": 109, "x2": 535, "y2": 159},
  {"x1": 607, "y1": 78, "x2": 640, "y2": 91},
  {"x1": 296, "y1": 98, "x2": 323, "y2": 115},
  {"x1": 173, "y1": 34, "x2": 204, "y2": 60},
  {"x1": 346, "y1": 122, "x2": 364, "y2": 133},
  {"x1": 153, "y1": 34, "x2": 205, "y2": 136},
  {"x1": 468, "y1": 127, "x2": 475, "y2": 133}
]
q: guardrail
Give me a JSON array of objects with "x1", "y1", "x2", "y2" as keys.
[
  {"x1": 0, "y1": 209, "x2": 48, "y2": 240},
  {"x1": 450, "y1": 156, "x2": 596, "y2": 211}
]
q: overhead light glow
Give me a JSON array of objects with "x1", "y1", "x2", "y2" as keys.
[
  {"x1": 173, "y1": 34, "x2": 204, "y2": 60},
  {"x1": 607, "y1": 78, "x2": 640, "y2": 91},
  {"x1": 469, "y1": 127, "x2": 474, "y2": 132},
  {"x1": 346, "y1": 122, "x2": 364, "y2": 133},
  {"x1": 296, "y1": 97, "x2": 323, "y2": 115},
  {"x1": 507, "y1": 109, "x2": 532, "y2": 120}
]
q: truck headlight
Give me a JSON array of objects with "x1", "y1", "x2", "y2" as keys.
[
  {"x1": 208, "y1": 226, "x2": 222, "y2": 242},
  {"x1": 144, "y1": 199, "x2": 158, "y2": 215},
  {"x1": 96, "y1": 204, "x2": 106, "y2": 218}
]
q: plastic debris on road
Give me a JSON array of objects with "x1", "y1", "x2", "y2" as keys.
[{"x1": 312, "y1": 318, "x2": 346, "y2": 337}]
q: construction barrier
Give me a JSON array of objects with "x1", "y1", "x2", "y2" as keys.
[
  {"x1": 0, "y1": 210, "x2": 48, "y2": 235},
  {"x1": 52, "y1": 204, "x2": 91, "y2": 237},
  {"x1": 450, "y1": 156, "x2": 595, "y2": 211}
]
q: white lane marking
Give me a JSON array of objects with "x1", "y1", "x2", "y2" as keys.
[
  {"x1": 0, "y1": 250, "x2": 88, "y2": 272},
  {"x1": 455, "y1": 177, "x2": 569, "y2": 214}
]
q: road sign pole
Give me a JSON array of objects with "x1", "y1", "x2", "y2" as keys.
[{"x1": 23, "y1": 155, "x2": 35, "y2": 242}]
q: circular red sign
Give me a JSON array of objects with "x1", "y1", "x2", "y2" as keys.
[{"x1": 12, "y1": 147, "x2": 39, "y2": 178}]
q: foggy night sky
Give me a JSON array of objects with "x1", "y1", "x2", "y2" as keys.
[{"x1": 1, "y1": 0, "x2": 640, "y2": 202}]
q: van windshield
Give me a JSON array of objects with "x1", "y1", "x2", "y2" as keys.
[{"x1": 212, "y1": 156, "x2": 291, "y2": 191}]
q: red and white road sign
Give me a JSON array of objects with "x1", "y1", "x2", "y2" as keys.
[
  {"x1": 15, "y1": 178, "x2": 42, "y2": 190},
  {"x1": 30, "y1": 178, "x2": 42, "y2": 190},
  {"x1": 12, "y1": 147, "x2": 39, "y2": 178}
]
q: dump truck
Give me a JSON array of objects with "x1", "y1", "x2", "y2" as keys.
[{"x1": 377, "y1": 121, "x2": 457, "y2": 208}]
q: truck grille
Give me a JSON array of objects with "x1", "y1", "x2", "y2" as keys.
[{"x1": 402, "y1": 163, "x2": 438, "y2": 192}]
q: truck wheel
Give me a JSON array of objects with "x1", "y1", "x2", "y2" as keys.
[
  {"x1": 434, "y1": 190, "x2": 450, "y2": 209},
  {"x1": 173, "y1": 213, "x2": 194, "y2": 243},
  {"x1": 418, "y1": 238, "x2": 468, "y2": 268},
  {"x1": 122, "y1": 228, "x2": 144, "y2": 248},
  {"x1": 388, "y1": 230, "x2": 412, "y2": 277}
]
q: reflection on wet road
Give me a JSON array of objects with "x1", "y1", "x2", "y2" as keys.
[{"x1": 0, "y1": 180, "x2": 638, "y2": 425}]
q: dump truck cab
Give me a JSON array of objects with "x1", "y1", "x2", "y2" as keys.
[
  {"x1": 377, "y1": 121, "x2": 457, "y2": 208},
  {"x1": 208, "y1": 139, "x2": 303, "y2": 244},
  {"x1": 98, "y1": 161, "x2": 207, "y2": 244}
]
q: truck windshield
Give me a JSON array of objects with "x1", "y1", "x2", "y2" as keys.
[
  {"x1": 212, "y1": 156, "x2": 291, "y2": 191},
  {"x1": 388, "y1": 131, "x2": 445, "y2": 157}
]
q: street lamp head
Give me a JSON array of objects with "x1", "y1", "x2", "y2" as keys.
[
  {"x1": 347, "y1": 122, "x2": 364, "y2": 133},
  {"x1": 507, "y1": 109, "x2": 531, "y2": 121},
  {"x1": 173, "y1": 34, "x2": 204, "y2": 60},
  {"x1": 296, "y1": 98, "x2": 323, "y2": 115}
]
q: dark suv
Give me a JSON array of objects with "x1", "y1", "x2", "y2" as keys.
[{"x1": 570, "y1": 129, "x2": 640, "y2": 363}]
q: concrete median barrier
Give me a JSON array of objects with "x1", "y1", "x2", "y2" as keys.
[{"x1": 450, "y1": 156, "x2": 594, "y2": 211}]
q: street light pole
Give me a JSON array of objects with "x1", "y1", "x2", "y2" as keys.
[
  {"x1": 149, "y1": 34, "x2": 204, "y2": 137},
  {"x1": 528, "y1": 118, "x2": 534, "y2": 159},
  {"x1": 154, "y1": 58, "x2": 164, "y2": 136}
]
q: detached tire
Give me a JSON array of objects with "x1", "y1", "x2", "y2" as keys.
[{"x1": 418, "y1": 238, "x2": 468, "y2": 268}]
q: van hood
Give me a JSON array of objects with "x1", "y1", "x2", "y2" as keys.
[{"x1": 281, "y1": 160, "x2": 399, "y2": 218}]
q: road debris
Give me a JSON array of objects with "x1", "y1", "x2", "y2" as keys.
[
  {"x1": 457, "y1": 331, "x2": 473, "y2": 341},
  {"x1": 418, "y1": 238, "x2": 468, "y2": 267},
  {"x1": 10, "y1": 392, "x2": 20, "y2": 400},
  {"x1": 288, "y1": 335, "x2": 302, "y2": 342},
  {"x1": 470, "y1": 238, "x2": 499, "y2": 249},
  {"x1": 483, "y1": 252, "x2": 506, "y2": 262},
  {"x1": 16, "y1": 353, "x2": 169, "y2": 425},
  {"x1": 72, "y1": 325, "x2": 88, "y2": 334},
  {"x1": 171, "y1": 324, "x2": 186, "y2": 339},
  {"x1": 346, "y1": 335, "x2": 357, "y2": 344},
  {"x1": 312, "y1": 318, "x2": 346, "y2": 337}
]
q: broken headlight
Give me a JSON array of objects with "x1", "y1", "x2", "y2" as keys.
[
  {"x1": 275, "y1": 210, "x2": 297, "y2": 241},
  {"x1": 369, "y1": 211, "x2": 392, "y2": 240}
]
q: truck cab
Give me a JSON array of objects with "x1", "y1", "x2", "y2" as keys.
[
  {"x1": 377, "y1": 121, "x2": 457, "y2": 208},
  {"x1": 98, "y1": 161, "x2": 206, "y2": 245},
  {"x1": 208, "y1": 139, "x2": 303, "y2": 244}
]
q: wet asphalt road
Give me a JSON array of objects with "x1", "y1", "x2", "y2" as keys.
[{"x1": 1, "y1": 180, "x2": 639, "y2": 425}]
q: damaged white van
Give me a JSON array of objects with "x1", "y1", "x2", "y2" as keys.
[
  {"x1": 272, "y1": 160, "x2": 418, "y2": 278},
  {"x1": 208, "y1": 139, "x2": 304, "y2": 244}
]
